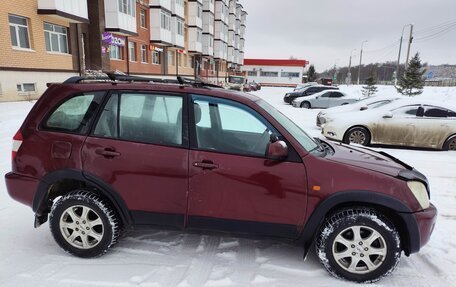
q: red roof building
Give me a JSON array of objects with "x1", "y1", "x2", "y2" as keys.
[{"x1": 242, "y1": 58, "x2": 309, "y2": 87}]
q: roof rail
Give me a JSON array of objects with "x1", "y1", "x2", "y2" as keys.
[{"x1": 63, "y1": 73, "x2": 224, "y2": 89}]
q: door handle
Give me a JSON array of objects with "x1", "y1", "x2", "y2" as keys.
[
  {"x1": 193, "y1": 161, "x2": 218, "y2": 170},
  {"x1": 95, "y1": 148, "x2": 121, "y2": 158}
]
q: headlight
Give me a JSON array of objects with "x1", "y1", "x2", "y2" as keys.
[{"x1": 407, "y1": 181, "x2": 430, "y2": 210}]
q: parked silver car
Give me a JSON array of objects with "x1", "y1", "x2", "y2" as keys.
[
  {"x1": 322, "y1": 98, "x2": 456, "y2": 150},
  {"x1": 292, "y1": 90, "x2": 360, "y2": 109}
]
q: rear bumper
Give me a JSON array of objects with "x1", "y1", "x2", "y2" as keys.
[{"x1": 5, "y1": 172, "x2": 39, "y2": 208}]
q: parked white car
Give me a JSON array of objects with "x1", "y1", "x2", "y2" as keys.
[
  {"x1": 322, "y1": 98, "x2": 456, "y2": 150},
  {"x1": 316, "y1": 95, "x2": 402, "y2": 127},
  {"x1": 292, "y1": 90, "x2": 360, "y2": 109},
  {"x1": 294, "y1": 82, "x2": 318, "y2": 91}
]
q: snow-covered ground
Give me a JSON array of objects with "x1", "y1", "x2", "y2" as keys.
[{"x1": 1, "y1": 86, "x2": 455, "y2": 287}]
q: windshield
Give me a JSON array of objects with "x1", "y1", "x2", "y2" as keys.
[
  {"x1": 367, "y1": 100, "x2": 394, "y2": 109},
  {"x1": 257, "y1": 99, "x2": 319, "y2": 153},
  {"x1": 229, "y1": 76, "x2": 245, "y2": 84}
]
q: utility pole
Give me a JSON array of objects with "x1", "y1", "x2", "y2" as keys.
[
  {"x1": 346, "y1": 49, "x2": 356, "y2": 85},
  {"x1": 395, "y1": 24, "x2": 412, "y2": 86},
  {"x1": 405, "y1": 24, "x2": 414, "y2": 70},
  {"x1": 357, "y1": 41, "x2": 367, "y2": 85}
]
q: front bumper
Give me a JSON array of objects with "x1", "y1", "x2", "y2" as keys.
[
  {"x1": 5, "y1": 172, "x2": 40, "y2": 208},
  {"x1": 292, "y1": 101, "x2": 300, "y2": 108},
  {"x1": 400, "y1": 203, "x2": 437, "y2": 255}
]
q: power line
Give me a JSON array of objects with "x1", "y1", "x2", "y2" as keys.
[
  {"x1": 364, "y1": 40, "x2": 400, "y2": 53},
  {"x1": 414, "y1": 23, "x2": 456, "y2": 42},
  {"x1": 414, "y1": 19, "x2": 456, "y2": 35}
]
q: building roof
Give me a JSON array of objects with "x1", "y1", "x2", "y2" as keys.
[{"x1": 244, "y1": 59, "x2": 308, "y2": 67}]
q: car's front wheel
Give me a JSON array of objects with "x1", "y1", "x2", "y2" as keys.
[
  {"x1": 344, "y1": 127, "x2": 370, "y2": 146},
  {"x1": 300, "y1": 101, "x2": 311, "y2": 109},
  {"x1": 49, "y1": 190, "x2": 120, "y2": 258},
  {"x1": 316, "y1": 208, "x2": 401, "y2": 283}
]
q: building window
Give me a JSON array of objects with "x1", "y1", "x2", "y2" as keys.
[
  {"x1": 128, "y1": 41, "x2": 136, "y2": 62},
  {"x1": 247, "y1": 71, "x2": 257, "y2": 77},
  {"x1": 44, "y1": 23, "x2": 68, "y2": 53},
  {"x1": 189, "y1": 56, "x2": 194, "y2": 68},
  {"x1": 260, "y1": 71, "x2": 279, "y2": 77},
  {"x1": 281, "y1": 72, "x2": 300, "y2": 78},
  {"x1": 140, "y1": 9, "x2": 146, "y2": 28},
  {"x1": 168, "y1": 51, "x2": 175, "y2": 65},
  {"x1": 161, "y1": 11, "x2": 171, "y2": 30},
  {"x1": 119, "y1": 0, "x2": 135, "y2": 16},
  {"x1": 17, "y1": 83, "x2": 36, "y2": 93},
  {"x1": 9, "y1": 14, "x2": 30, "y2": 49},
  {"x1": 177, "y1": 19, "x2": 184, "y2": 36},
  {"x1": 110, "y1": 45, "x2": 123, "y2": 60},
  {"x1": 152, "y1": 51, "x2": 161, "y2": 64},
  {"x1": 197, "y1": 30, "x2": 202, "y2": 42},
  {"x1": 197, "y1": 4, "x2": 202, "y2": 18},
  {"x1": 140, "y1": 45, "x2": 147, "y2": 63}
]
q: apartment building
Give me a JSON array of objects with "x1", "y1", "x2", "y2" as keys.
[{"x1": 0, "y1": 0, "x2": 246, "y2": 102}]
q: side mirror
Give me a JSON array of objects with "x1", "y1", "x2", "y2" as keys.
[
  {"x1": 360, "y1": 106, "x2": 368, "y2": 111},
  {"x1": 383, "y1": 112, "x2": 393, "y2": 118},
  {"x1": 266, "y1": 134, "x2": 288, "y2": 160}
]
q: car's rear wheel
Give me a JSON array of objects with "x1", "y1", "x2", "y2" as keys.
[
  {"x1": 344, "y1": 127, "x2": 370, "y2": 146},
  {"x1": 443, "y1": 135, "x2": 456, "y2": 151},
  {"x1": 49, "y1": 190, "x2": 120, "y2": 258},
  {"x1": 301, "y1": 101, "x2": 311, "y2": 109},
  {"x1": 316, "y1": 208, "x2": 401, "y2": 283}
]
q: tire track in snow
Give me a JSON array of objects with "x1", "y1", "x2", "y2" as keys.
[
  {"x1": 185, "y1": 235, "x2": 221, "y2": 286},
  {"x1": 231, "y1": 238, "x2": 258, "y2": 284}
]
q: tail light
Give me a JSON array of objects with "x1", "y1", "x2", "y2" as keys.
[{"x1": 12, "y1": 130, "x2": 23, "y2": 160}]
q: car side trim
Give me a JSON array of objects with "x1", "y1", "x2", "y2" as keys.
[
  {"x1": 299, "y1": 190, "x2": 420, "y2": 257},
  {"x1": 188, "y1": 215, "x2": 299, "y2": 238},
  {"x1": 33, "y1": 169, "x2": 132, "y2": 226}
]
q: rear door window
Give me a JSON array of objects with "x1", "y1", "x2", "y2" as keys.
[
  {"x1": 44, "y1": 92, "x2": 104, "y2": 134},
  {"x1": 93, "y1": 93, "x2": 184, "y2": 147}
]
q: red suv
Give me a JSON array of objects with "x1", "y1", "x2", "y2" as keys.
[{"x1": 5, "y1": 75, "x2": 436, "y2": 283}]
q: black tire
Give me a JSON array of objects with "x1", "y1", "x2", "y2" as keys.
[
  {"x1": 443, "y1": 135, "x2": 456, "y2": 151},
  {"x1": 49, "y1": 190, "x2": 120, "y2": 258},
  {"x1": 301, "y1": 101, "x2": 311, "y2": 109},
  {"x1": 343, "y1": 127, "x2": 371, "y2": 146},
  {"x1": 316, "y1": 208, "x2": 401, "y2": 283}
]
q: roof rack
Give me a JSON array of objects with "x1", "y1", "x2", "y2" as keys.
[{"x1": 63, "y1": 73, "x2": 223, "y2": 89}]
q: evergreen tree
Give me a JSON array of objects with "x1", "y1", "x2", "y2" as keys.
[
  {"x1": 396, "y1": 53, "x2": 426, "y2": 96},
  {"x1": 307, "y1": 65, "x2": 317, "y2": 82},
  {"x1": 362, "y1": 72, "x2": 378, "y2": 97}
]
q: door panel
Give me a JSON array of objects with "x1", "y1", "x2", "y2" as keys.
[
  {"x1": 187, "y1": 95, "x2": 308, "y2": 238},
  {"x1": 82, "y1": 92, "x2": 188, "y2": 227},
  {"x1": 188, "y1": 150, "x2": 307, "y2": 237}
]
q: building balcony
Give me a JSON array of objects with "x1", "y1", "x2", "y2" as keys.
[
  {"x1": 240, "y1": 25, "x2": 245, "y2": 36},
  {"x1": 227, "y1": 46, "x2": 235, "y2": 63},
  {"x1": 150, "y1": 8, "x2": 173, "y2": 45},
  {"x1": 228, "y1": 30, "x2": 235, "y2": 45},
  {"x1": 228, "y1": 13, "x2": 236, "y2": 31},
  {"x1": 188, "y1": 1, "x2": 203, "y2": 28},
  {"x1": 188, "y1": 27, "x2": 203, "y2": 53},
  {"x1": 171, "y1": 0, "x2": 185, "y2": 18},
  {"x1": 215, "y1": 0, "x2": 229, "y2": 23},
  {"x1": 104, "y1": 0, "x2": 137, "y2": 35},
  {"x1": 150, "y1": 0, "x2": 172, "y2": 12},
  {"x1": 229, "y1": 0, "x2": 236, "y2": 14},
  {"x1": 214, "y1": 21, "x2": 228, "y2": 43},
  {"x1": 203, "y1": 0, "x2": 215, "y2": 14},
  {"x1": 37, "y1": 0, "x2": 88, "y2": 23},
  {"x1": 202, "y1": 34, "x2": 214, "y2": 56},
  {"x1": 203, "y1": 12, "x2": 214, "y2": 35},
  {"x1": 214, "y1": 40, "x2": 227, "y2": 60}
]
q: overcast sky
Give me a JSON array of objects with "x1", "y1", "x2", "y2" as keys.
[{"x1": 241, "y1": 0, "x2": 456, "y2": 72}]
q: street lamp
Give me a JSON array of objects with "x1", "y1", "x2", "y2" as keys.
[
  {"x1": 395, "y1": 24, "x2": 412, "y2": 86},
  {"x1": 346, "y1": 49, "x2": 356, "y2": 85},
  {"x1": 357, "y1": 41, "x2": 367, "y2": 85}
]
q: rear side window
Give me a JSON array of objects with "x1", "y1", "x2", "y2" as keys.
[
  {"x1": 44, "y1": 92, "x2": 104, "y2": 134},
  {"x1": 93, "y1": 93, "x2": 184, "y2": 146}
]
